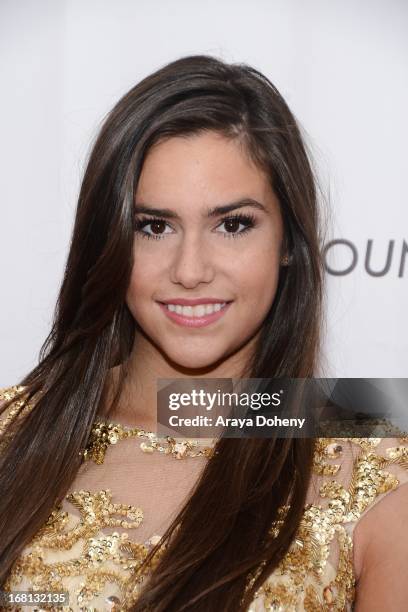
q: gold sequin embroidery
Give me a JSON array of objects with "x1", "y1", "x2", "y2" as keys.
[
  {"x1": 2, "y1": 387, "x2": 408, "y2": 611},
  {"x1": 250, "y1": 436, "x2": 408, "y2": 611},
  {"x1": 83, "y1": 420, "x2": 216, "y2": 463},
  {"x1": 3, "y1": 489, "x2": 166, "y2": 611}
]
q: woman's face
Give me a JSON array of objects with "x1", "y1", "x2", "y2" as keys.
[{"x1": 126, "y1": 131, "x2": 285, "y2": 372}]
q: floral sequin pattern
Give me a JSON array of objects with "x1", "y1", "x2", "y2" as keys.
[
  {"x1": 83, "y1": 420, "x2": 216, "y2": 463},
  {"x1": 2, "y1": 386, "x2": 408, "y2": 611},
  {"x1": 3, "y1": 489, "x2": 166, "y2": 611},
  {"x1": 249, "y1": 436, "x2": 408, "y2": 611}
]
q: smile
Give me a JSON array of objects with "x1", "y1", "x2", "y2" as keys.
[{"x1": 157, "y1": 301, "x2": 232, "y2": 328}]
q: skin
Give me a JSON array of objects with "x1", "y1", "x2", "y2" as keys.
[
  {"x1": 114, "y1": 131, "x2": 285, "y2": 426},
  {"x1": 99, "y1": 133, "x2": 408, "y2": 604}
]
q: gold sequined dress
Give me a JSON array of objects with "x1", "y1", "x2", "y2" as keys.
[{"x1": 1, "y1": 385, "x2": 408, "y2": 611}]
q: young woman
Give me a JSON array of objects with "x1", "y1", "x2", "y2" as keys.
[{"x1": 1, "y1": 55, "x2": 407, "y2": 611}]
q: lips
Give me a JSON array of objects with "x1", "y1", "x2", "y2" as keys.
[
  {"x1": 157, "y1": 300, "x2": 232, "y2": 328},
  {"x1": 159, "y1": 298, "x2": 232, "y2": 306}
]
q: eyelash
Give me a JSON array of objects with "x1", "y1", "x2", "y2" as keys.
[{"x1": 133, "y1": 213, "x2": 257, "y2": 241}]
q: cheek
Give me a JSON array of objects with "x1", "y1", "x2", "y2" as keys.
[
  {"x1": 125, "y1": 260, "x2": 157, "y2": 317},
  {"x1": 244, "y1": 272, "x2": 280, "y2": 318},
  {"x1": 233, "y1": 246, "x2": 281, "y2": 309}
]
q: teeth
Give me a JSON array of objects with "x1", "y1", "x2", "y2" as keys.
[{"x1": 165, "y1": 303, "x2": 227, "y2": 317}]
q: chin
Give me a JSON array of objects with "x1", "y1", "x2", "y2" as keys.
[
  {"x1": 162, "y1": 346, "x2": 227, "y2": 372},
  {"x1": 170, "y1": 354, "x2": 220, "y2": 371}
]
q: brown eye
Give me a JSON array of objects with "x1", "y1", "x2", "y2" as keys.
[
  {"x1": 215, "y1": 213, "x2": 256, "y2": 239},
  {"x1": 150, "y1": 220, "x2": 166, "y2": 234},
  {"x1": 133, "y1": 216, "x2": 173, "y2": 240},
  {"x1": 224, "y1": 218, "x2": 241, "y2": 233}
]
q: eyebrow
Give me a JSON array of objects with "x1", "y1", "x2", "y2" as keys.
[{"x1": 133, "y1": 198, "x2": 268, "y2": 220}]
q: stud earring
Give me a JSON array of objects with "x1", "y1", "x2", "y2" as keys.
[{"x1": 281, "y1": 254, "x2": 290, "y2": 266}]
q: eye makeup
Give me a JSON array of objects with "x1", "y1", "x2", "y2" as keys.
[{"x1": 133, "y1": 212, "x2": 258, "y2": 241}]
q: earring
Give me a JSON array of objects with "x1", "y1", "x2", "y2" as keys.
[{"x1": 281, "y1": 254, "x2": 290, "y2": 266}]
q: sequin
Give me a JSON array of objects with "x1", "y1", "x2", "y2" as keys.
[
  {"x1": 83, "y1": 419, "x2": 216, "y2": 463},
  {"x1": 2, "y1": 387, "x2": 408, "y2": 611}
]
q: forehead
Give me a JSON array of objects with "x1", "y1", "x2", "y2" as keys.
[{"x1": 135, "y1": 131, "x2": 274, "y2": 210}]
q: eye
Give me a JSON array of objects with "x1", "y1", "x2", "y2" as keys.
[
  {"x1": 215, "y1": 213, "x2": 256, "y2": 238},
  {"x1": 133, "y1": 212, "x2": 257, "y2": 241},
  {"x1": 133, "y1": 217, "x2": 174, "y2": 240}
]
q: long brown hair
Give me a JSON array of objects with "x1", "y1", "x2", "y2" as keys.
[{"x1": 0, "y1": 55, "x2": 325, "y2": 610}]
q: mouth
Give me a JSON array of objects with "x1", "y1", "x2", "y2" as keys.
[{"x1": 156, "y1": 301, "x2": 233, "y2": 328}]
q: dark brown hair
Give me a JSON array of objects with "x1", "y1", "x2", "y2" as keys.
[{"x1": 0, "y1": 55, "x2": 325, "y2": 610}]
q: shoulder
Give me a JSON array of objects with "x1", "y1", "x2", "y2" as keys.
[
  {"x1": 349, "y1": 435, "x2": 408, "y2": 533},
  {"x1": 347, "y1": 437, "x2": 408, "y2": 609},
  {"x1": 249, "y1": 436, "x2": 408, "y2": 610},
  {"x1": 310, "y1": 436, "x2": 408, "y2": 570}
]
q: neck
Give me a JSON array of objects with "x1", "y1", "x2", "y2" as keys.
[{"x1": 103, "y1": 329, "x2": 257, "y2": 430}]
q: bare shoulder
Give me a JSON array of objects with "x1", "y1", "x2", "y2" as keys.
[
  {"x1": 352, "y1": 437, "x2": 408, "y2": 610},
  {"x1": 352, "y1": 436, "x2": 408, "y2": 580}
]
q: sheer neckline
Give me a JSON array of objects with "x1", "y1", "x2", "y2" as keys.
[{"x1": 85, "y1": 417, "x2": 217, "y2": 463}]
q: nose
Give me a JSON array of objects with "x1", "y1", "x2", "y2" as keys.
[{"x1": 170, "y1": 232, "x2": 215, "y2": 288}]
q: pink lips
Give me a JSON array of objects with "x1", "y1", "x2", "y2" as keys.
[{"x1": 157, "y1": 301, "x2": 232, "y2": 328}]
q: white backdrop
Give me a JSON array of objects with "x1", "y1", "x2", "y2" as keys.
[{"x1": 1, "y1": 0, "x2": 407, "y2": 385}]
